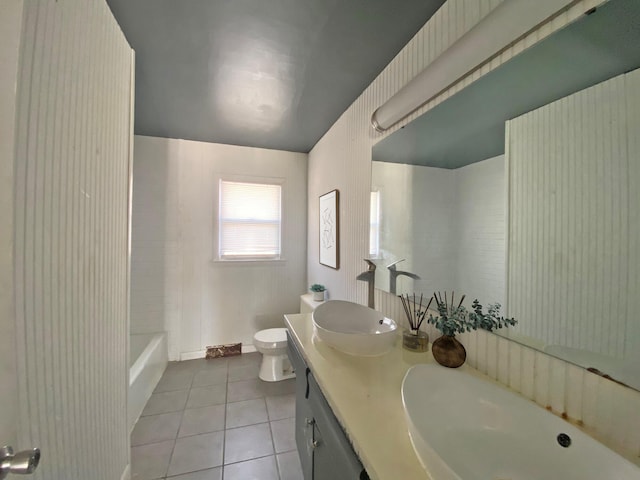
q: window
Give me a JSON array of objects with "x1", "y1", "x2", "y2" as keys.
[
  {"x1": 370, "y1": 190, "x2": 380, "y2": 257},
  {"x1": 218, "y1": 179, "x2": 282, "y2": 260}
]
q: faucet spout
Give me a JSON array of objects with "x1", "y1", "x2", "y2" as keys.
[
  {"x1": 387, "y1": 259, "x2": 421, "y2": 294},
  {"x1": 356, "y1": 259, "x2": 376, "y2": 309}
]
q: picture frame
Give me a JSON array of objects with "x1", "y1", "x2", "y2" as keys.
[{"x1": 319, "y1": 189, "x2": 339, "y2": 269}]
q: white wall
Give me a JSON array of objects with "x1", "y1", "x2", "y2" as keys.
[
  {"x1": 307, "y1": 0, "x2": 640, "y2": 460},
  {"x1": 454, "y1": 155, "x2": 505, "y2": 307},
  {"x1": 12, "y1": 1, "x2": 133, "y2": 479},
  {"x1": 133, "y1": 136, "x2": 307, "y2": 360},
  {"x1": 372, "y1": 156, "x2": 505, "y2": 306},
  {"x1": 371, "y1": 161, "x2": 457, "y2": 295}
]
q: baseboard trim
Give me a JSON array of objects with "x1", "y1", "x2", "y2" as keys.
[{"x1": 180, "y1": 350, "x2": 205, "y2": 361}]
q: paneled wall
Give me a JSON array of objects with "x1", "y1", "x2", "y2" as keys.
[
  {"x1": 13, "y1": 2, "x2": 133, "y2": 479},
  {"x1": 507, "y1": 71, "x2": 640, "y2": 361},
  {"x1": 133, "y1": 136, "x2": 307, "y2": 361},
  {"x1": 307, "y1": 0, "x2": 640, "y2": 462}
]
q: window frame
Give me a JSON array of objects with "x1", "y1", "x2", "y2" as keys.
[{"x1": 213, "y1": 174, "x2": 286, "y2": 264}]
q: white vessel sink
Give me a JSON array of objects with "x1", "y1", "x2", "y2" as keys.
[
  {"x1": 312, "y1": 300, "x2": 397, "y2": 356},
  {"x1": 401, "y1": 364, "x2": 640, "y2": 480}
]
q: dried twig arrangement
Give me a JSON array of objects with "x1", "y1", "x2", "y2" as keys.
[{"x1": 398, "y1": 293, "x2": 433, "y2": 332}]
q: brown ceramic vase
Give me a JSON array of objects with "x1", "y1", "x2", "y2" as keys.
[{"x1": 432, "y1": 335, "x2": 466, "y2": 368}]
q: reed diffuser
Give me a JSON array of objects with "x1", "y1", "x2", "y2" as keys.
[{"x1": 399, "y1": 293, "x2": 432, "y2": 352}]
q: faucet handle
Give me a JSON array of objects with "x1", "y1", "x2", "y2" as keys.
[
  {"x1": 363, "y1": 259, "x2": 376, "y2": 271},
  {"x1": 386, "y1": 258, "x2": 406, "y2": 270}
]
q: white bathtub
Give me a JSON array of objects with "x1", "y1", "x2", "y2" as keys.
[{"x1": 129, "y1": 333, "x2": 168, "y2": 430}]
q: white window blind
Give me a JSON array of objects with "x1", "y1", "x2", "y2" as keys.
[{"x1": 219, "y1": 180, "x2": 282, "y2": 260}]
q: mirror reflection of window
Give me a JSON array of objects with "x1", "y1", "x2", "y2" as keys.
[{"x1": 369, "y1": 191, "x2": 380, "y2": 257}]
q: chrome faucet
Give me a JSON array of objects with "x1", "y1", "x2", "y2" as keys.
[
  {"x1": 356, "y1": 259, "x2": 376, "y2": 309},
  {"x1": 387, "y1": 259, "x2": 420, "y2": 294}
]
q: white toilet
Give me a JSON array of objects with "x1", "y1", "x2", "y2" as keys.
[{"x1": 253, "y1": 328, "x2": 295, "y2": 382}]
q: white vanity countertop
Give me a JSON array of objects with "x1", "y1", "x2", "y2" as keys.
[{"x1": 285, "y1": 312, "x2": 446, "y2": 480}]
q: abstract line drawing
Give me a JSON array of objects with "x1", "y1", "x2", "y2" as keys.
[
  {"x1": 319, "y1": 190, "x2": 339, "y2": 269},
  {"x1": 321, "y1": 207, "x2": 335, "y2": 250}
]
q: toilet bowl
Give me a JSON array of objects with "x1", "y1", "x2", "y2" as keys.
[{"x1": 253, "y1": 328, "x2": 296, "y2": 382}]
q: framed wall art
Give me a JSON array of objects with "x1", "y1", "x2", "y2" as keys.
[{"x1": 319, "y1": 189, "x2": 339, "y2": 269}]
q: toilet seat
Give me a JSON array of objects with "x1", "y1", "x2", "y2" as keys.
[{"x1": 253, "y1": 328, "x2": 288, "y2": 350}]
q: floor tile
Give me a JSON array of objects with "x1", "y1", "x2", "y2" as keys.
[
  {"x1": 262, "y1": 378, "x2": 295, "y2": 397},
  {"x1": 223, "y1": 455, "x2": 278, "y2": 480},
  {"x1": 167, "y1": 431, "x2": 224, "y2": 477},
  {"x1": 131, "y1": 440, "x2": 174, "y2": 480},
  {"x1": 197, "y1": 358, "x2": 228, "y2": 371},
  {"x1": 165, "y1": 359, "x2": 206, "y2": 373},
  {"x1": 142, "y1": 390, "x2": 189, "y2": 417},
  {"x1": 226, "y1": 352, "x2": 261, "y2": 366},
  {"x1": 186, "y1": 384, "x2": 227, "y2": 409},
  {"x1": 227, "y1": 379, "x2": 266, "y2": 403},
  {"x1": 131, "y1": 411, "x2": 182, "y2": 446},
  {"x1": 192, "y1": 368, "x2": 227, "y2": 388},
  {"x1": 224, "y1": 423, "x2": 274, "y2": 464},
  {"x1": 270, "y1": 417, "x2": 296, "y2": 453},
  {"x1": 178, "y1": 404, "x2": 225, "y2": 437},
  {"x1": 165, "y1": 467, "x2": 222, "y2": 479},
  {"x1": 226, "y1": 398, "x2": 268, "y2": 429},
  {"x1": 228, "y1": 362, "x2": 260, "y2": 382},
  {"x1": 265, "y1": 393, "x2": 295, "y2": 421},
  {"x1": 276, "y1": 450, "x2": 304, "y2": 480},
  {"x1": 155, "y1": 370, "x2": 194, "y2": 393},
  {"x1": 134, "y1": 355, "x2": 300, "y2": 480}
]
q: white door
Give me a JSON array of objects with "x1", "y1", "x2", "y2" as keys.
[
  {"x1": 1, "y1": 2, "x2": 41, "y2": 476},
  {"x1": 0, "y1": 0, "x2": 24, "y2": 454},
  {"x1": 0, "y1": 2, "x2": 133, "y2": 479}
]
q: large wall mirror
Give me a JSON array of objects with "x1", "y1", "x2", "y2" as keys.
[{"x1": 370, "y1": 0, "x2": 640, "y2": 390}]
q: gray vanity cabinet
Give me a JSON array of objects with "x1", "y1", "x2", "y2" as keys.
[{"x1": 286, "y1": 332, "x2": 368, "y2": 480}]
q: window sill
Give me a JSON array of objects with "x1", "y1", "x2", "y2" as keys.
[{"x1": 209, "y1": 258, "x2": 287, "y2": 267}]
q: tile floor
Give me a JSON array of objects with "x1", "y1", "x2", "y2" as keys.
[{"x1": 131, "y1": 352, "x2": 303, "y2": 480}]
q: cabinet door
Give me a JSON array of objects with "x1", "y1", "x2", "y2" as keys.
[
  {"x1": 308, "y1": 374, "x2": 366, "y2": 479},
  {"x1": 287, "y1": 334, "x2": 313, "y2": 479}
]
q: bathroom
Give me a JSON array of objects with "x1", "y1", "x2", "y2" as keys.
[{"x1": 2, "y1": 0, "x2": 640, "y2": 479}]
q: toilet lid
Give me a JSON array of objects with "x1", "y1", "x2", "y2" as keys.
[{"x1": 254, "y1": 328, "x2": 287, "y2": 343}]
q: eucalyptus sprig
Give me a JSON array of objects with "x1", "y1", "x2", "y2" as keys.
[
  {"x1": 468, "y1": 300, "x2": 517, "y2": 332},
  {"x1": 427, "y1": 292, "x2": 518, "y2": 337}
]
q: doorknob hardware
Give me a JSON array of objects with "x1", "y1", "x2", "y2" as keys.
[{"x1": 0, "y1": 446, "x2": 41, "y2": 479}]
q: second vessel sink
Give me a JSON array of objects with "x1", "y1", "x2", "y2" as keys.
[
  {"x1": 312, "y1": 300, "x2": 397, "y2": 356},
  {"x1": 401, "y1": 364, "x2": 640, "y2": 480}
]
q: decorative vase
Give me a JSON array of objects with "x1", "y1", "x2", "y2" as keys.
[
  {"x1": 402, "y1": 329, "x2": 429, "y2": 352},
  {"x1": 431, "y1": 335, "x2": 466, "y2": 368},
  {"x1": 312, "y1": 290, "x2": 325, "y2": 301}
]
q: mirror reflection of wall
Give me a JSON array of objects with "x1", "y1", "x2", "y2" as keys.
[
  {"x1": 505, "y1": 69, "x2": 640, "y2": 389},
  {"x1": 371, "y1": 155, "x2": 505, "y2": 306}
]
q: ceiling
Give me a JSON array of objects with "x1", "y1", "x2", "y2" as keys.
[{"x1": 106, "y1": 0, "x2": 446, "y2": 152}]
